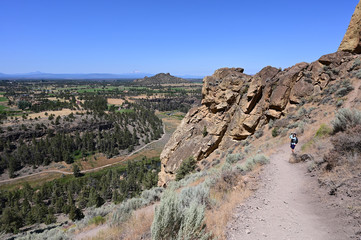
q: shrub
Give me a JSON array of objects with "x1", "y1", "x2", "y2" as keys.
[
  {"x1": 352, "y1": 58, "x2": 361, "y2": 69},
  {"x1": 151, "y1": 186, "x2": 210, "y2": 240},
  {"x1": 336, "y1": 100, "x2": 343, "y2": 108},
  {"x1": 176, "y1": 157, "x2": 197, "y2": 181},
  {"x1": 176, "y1": 202, "x2": 209, "y2": 240},
  {"x1": 226, "y1": 153, "x2": 244, "y2": 164},
  {"x1": 141, "y1": 187, "x2": 164, "y2": 203},
  {"x1": 237, "y1": 154, "x2": 269, "y2": 171},
  {"x1": 331, "y1": 125, "x2": 361, "y2": 154},
  {"x1": 272, "y1": 127, "x2": 279, "y2": 137},
  {"x1": 356, "y1": 69, "x2": 361, "y2": 79},
  {"x1": 179, "y1": 184, "x2": 210, "y2": 208},
  {"x1": 202, "y1": 126, "x2": 208, "y2": 137},
  {"x1": 335, "y1": 86, "x2": 354, "y2": 97},
  {"x1": 111, "y1": 198, "x2": 146, "y2": 225},
  {"x1": 331, "y1": 108, "x2": 361, "y2": 133},
  {"x1": 254, "y1": 130, "x2": 263, "y2": 139}
]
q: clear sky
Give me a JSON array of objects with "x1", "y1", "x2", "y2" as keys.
[{"x1": 0, "y1": 0, "x2": 359, "y2": 76}]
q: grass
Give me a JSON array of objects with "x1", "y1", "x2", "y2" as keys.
[
  {"x1": 315, "y1": 123, "x2": 332, "y2": 138},
  {"x1": 302, "y1": 123, "x2": 332, "y2": 152},
  {"x1": 0, "y1": 97, "x2": 7, "y2": 102},
  {"x1": 88, "y1": 216, "x2": 106, "y2": 226},
  {"x1": 0, "y1": 105, "x2": 9, "y2": 111}
]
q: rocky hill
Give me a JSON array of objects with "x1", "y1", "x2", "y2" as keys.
[
  {"x1": 133, "y1": 73, "x2": 190, "y2": 85},
  {"x1": 158, "y1": 1, "x2": 361, "y2": 186}
]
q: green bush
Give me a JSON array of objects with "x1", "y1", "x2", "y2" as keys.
[
  {"x1": 315, "y1": 124, "x2": 332, "y2": 138},
  {"x1": 272, "y1": 127, "x2": 279, "y2": 137},
  {"x1": 332, "y1": 108, "x2": 361, "y2": 133},
  {"x1": 176, "y1": 157, "x2": 197, "y2": 181},
  {"x1": 89, "y1": 216, "x2": 105, "y2": 225},
  {"x1": 202, "y1": 126, "x2": 208, "y2": 137}
]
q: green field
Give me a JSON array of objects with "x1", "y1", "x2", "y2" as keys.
[
  {"x1": 0, "y1": 105, "x2": 8, "y2": 111},
  {"x1": 0, "y1": 97, "x2": 7, "y2": 102},
  {"x1": 77, "y1": 86, "x2": 120, "y2": 93}
]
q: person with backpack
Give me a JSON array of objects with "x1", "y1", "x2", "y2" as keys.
[{"x1": 289, "y1": 133, "x2": 298, "y2": 153}]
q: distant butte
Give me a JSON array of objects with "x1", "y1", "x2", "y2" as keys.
[{"x1": 133, "y1": 73, "x2": 190, "y2": 85}]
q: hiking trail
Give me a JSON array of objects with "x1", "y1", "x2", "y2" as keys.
[{"x1": 227, "y1": 143, "x2": 350, "y2": 240}]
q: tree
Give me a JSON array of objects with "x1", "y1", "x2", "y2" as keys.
[
  {"x1": 175, "y1": 157, "x2": 197, "y2": 181},
  {"x1": 72, "y1": 164, "x2": 81, "y2": 177},
  {"x1": 69, "y1": 206, "x2": 84, "y2": 221},
  {"x1": 0, "y1": 207, "x2": 23, "y2": 233}
]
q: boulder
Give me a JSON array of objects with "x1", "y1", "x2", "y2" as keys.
[
  {"x1": 289, "y1": 78, "x2": 314, "y2": 103},
  {"x1": 265, "y1": 109, "x2": 282, "y2": 119},
  {"x1": 289, "y1": 153, "x2": 314, "y2": 164},
  {"x1": 318, "y1": 52, "x2": 352, "y2": 66}
]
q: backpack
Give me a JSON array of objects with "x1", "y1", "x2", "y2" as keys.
[{"x1": 295, "y1": 137, "x2": 298, "y2": 144}]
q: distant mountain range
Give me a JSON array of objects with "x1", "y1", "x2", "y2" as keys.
[{"x1": 0, "y1": 71, "x2": 204, "y2": 80}]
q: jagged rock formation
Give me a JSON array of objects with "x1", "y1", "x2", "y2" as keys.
[
  {"x1": 158, "y1": 52, "x2": 359, "y2": 186},
  {"x1": 133, "y1": 73, "x2": 190, "y2": 85},
  {"x1": 338, "y1": 1, "x2": 361, "y2": 53},
  {"x1": 158, "y1": 2, "x2": 361, "y2": 186}
]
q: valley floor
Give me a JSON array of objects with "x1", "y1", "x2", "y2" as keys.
[{"x1": 226, "y1": 143, "x2": 353, "y2": 240}]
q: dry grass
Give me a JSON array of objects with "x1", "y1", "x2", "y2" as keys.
[
  {"x1": 107, "y1": 98, "x2": 125, "y2": 105},
  {"x1": 91, "y1": 205, "x2": 155, "y2": 240},
  {"x1": 28, "y1": 109, "x2": 85, "y2": 119},
  {"x1": 0, "y1": 172, "x2": 63, "y2": 191},
  {"x1": 204, "y1": 167, "x2": 261, "y2": 240},
  {"x1": 47, "y1": 97, "x2": 67, "y2": 102},
  {"x1": 205, "y1": 188, "x2": 251, "y2": 239}
]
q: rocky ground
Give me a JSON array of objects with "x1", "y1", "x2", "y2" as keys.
[{"x1": 226, "y1": 143, "x2": 357, "y2": 240}]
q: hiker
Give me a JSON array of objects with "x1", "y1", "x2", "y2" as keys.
[{"x1": 289, "y1": 133, "x2": 298, "y2": 153}]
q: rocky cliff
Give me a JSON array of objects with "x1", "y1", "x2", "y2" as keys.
[
  {"x1": 158, "y1": 2, "x2": 361, "y2": 186},
  {"x1": 338, "y1": 1, "x2": 361, "y2": 53}
]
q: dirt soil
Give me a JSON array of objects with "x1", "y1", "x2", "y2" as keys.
[{"x1": 226, "y1": 143, "x2": 354, "y2": 240}]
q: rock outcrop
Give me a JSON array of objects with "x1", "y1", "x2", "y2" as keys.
[
  {"x1": 158, "y1": 51, "x2": 357, "y2": 186},
  {"x1": 158, "y1": 2, "x2": 361, "y2": 186},
  {"x1": 338, "y1": 1, "x2": 361, "y2": 53}
]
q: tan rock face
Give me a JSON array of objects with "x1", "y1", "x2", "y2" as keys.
[
  {"x1": 158, "y1": 2, "x2": 361, "y2": 185},
  {"x1": 338, "y1": 1, "x2": 361, "y2": 53}
]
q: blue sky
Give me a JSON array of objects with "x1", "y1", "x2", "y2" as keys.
[{"x1": 0, "y1": 0, "x2": 358, "y2": 76}]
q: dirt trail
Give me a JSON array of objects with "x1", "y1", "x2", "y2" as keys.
[{"x1": 227, "y1": 143, "x2": 350, "y2": 240}]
